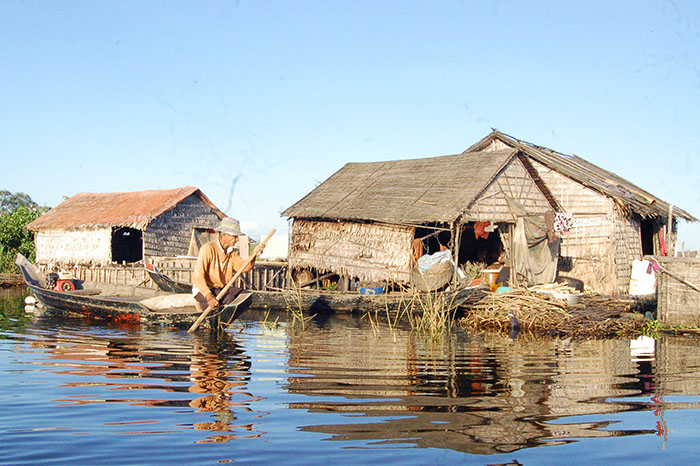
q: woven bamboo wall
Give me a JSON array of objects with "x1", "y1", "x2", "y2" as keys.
[
  {"x1": 144, "y1": 193, "x2": 221, "y2": 257},
  {"x1": 289, "y1": 219, "x2": 414, "y2": 283},
  {"x1": 466, "y1": 157, "x2": 552, "y2": 221},
  {"x1": 614, "y1": 214, "x2": 643, "y2": 293},
  {"x1": 35, "y1": 228, "x2": 113, "y2": 266},
  {"x1": 530, "y1": 161, "x2": 627, "y2": 294},
  {"x1": 655, "y1": 256, "x2": 700, "y2": 326}
]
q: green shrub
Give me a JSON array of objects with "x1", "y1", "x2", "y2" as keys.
[{"x1": 0, "y1": 206, "x2": 43, "y2": 273}]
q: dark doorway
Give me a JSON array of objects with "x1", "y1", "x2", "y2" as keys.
[
  {"x1": 457, "y1": 223, "x2": 503, "y2": 266},
  {"x1": 112, "y1": 227, "x2": 143, "y2": 263},
  {"x1": 640, "y1": 219, "x2": 655, "y2": 256}
]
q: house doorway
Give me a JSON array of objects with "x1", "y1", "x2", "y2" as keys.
[
  {"x1": 112, "y1": 227, "x2": 143, "y2": 263},
  {"x1": 640, "y1": 219, "x2": 655, "y2": 256},
  {"x1": 457, "y1": 223, "x2": 503, "y2": 266}
]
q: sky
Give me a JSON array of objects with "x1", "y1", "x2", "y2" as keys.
[{"x1": 2, "y1": 1, "x2": 699, "y2": 249}]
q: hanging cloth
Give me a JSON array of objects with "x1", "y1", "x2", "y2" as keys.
[{"x1": 474, "y1": 221, "x2": 491, "y2": 239}]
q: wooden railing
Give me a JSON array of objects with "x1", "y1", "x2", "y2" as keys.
[{"x1": 40, "y1": 258, "x2": 289, "y2": 292}]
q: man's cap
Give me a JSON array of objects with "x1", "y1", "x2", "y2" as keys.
[{"x1": 214, "y1": 217, "x2": 243, "y2": 236}]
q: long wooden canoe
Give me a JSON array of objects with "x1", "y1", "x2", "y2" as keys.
[
  {"x1": 16, "y1": 254, "x2": 234, "y2": 327},
  {"x1": 19, "y1": 254, "x2": 482, "y2": 326},
  {"x1": 144, "y1": 261, "x2": 483, "y2": 316}
]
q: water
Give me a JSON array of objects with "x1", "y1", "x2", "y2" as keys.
[{"x1": 2, "y1": 288, "x2": 700, "y2": 465}]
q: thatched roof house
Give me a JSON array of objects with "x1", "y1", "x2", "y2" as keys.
[
  {"x1": 283, "y1": 148, "x2": 561, "y2": 289},
  {"x1": 27, "y1": 186, "x2": 225, "y2": 267},
  {"x1": 467, "y1": 130, "x2": 696, "y2": 293},
  {"x1": 284, "y1": 130, "x2": 696, "y2": 294}
]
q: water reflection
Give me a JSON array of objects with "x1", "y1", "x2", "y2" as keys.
[
  {"x1": 6, "y1": 295, "x2": 700, "y2": 462},
  {"x1": 14, "y1": 321, "x2": 263, "y2": 442},
  {"x1": 189, "y1": 337, "x2": 263, "y2": 442},
  {"x1": 283, "y1": 325, "x2": 697, "y2": 454}
]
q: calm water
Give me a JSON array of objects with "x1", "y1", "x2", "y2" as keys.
[{"x1": 2, "y1": 288, "x2": 700, "y2": 465}]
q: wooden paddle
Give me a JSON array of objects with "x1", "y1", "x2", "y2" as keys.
[{"x1": 188, "y1": 229, "x2": 276, "y2": 333}]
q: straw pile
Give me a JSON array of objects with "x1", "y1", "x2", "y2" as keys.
[{"x1": 459, "y1": 287, "x2": 645, "y2": 338}]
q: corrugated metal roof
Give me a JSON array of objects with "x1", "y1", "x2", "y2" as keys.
[
  {"x1": 466, "y1": 130, "x2": 697, "y2": 222},
  {"x1": 27, "y1": 186, "x2": 224, "y2": 231},
  {"x1": 282, "y1": 149, "x2": 520, "y2": 224}
]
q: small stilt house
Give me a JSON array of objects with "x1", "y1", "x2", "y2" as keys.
[
  {"x1": 282, "y1": 149, "x2": 564, "y2": 291},
  {"x1": 27, "y1": 186, "x2": 226, "y2": 267},
  {"x1": 467, "y1": 130, "x2": 696, "y2": 294}
]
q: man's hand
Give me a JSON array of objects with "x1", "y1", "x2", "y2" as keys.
[
  {"x1": 252, "y1": 244, "x2": 266, "y2": 257},
  {"x1": 205, "y1": 294, "x2": 219, "y2": 309}
]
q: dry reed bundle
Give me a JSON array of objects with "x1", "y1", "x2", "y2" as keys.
[{"x1": 459, "y1": 288, "x2": 644, "y2": 338}]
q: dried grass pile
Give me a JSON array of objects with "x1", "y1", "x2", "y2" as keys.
[{"x1": 459, "y1": 288, "x2": 645, "y2": 338}]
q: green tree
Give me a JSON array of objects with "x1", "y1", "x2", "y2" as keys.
[
  {"x1": 0, "y1": 190, "x2": 39, "y2": 214},
  {"x1": 0, "y1": 192, "x2": 48, "y2": 272}
]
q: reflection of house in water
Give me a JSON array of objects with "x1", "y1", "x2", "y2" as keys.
[{"x1": 284, "y1": 325, "x2": 662, "y2": 454}]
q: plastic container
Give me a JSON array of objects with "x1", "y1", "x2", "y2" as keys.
[
  {"x1": 483, "y1": 269, "x2": 500, "y2": 292},
  {"x1": 359, "y1": 286, "x2": 385, "y2": 295}
]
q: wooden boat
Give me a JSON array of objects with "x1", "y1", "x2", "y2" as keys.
[
  {"x1": 15, "y1": 254, "x2": 235, "y2": 328},
  {"x1": 19, "y1": 254, "x2": 481, "y2": 327},
  {"x1": 144, "y1": 261, "x2": 192, "y2": 294},
  {"x1": 144, "y1": 261, "x2": 483, "y2": 316}
]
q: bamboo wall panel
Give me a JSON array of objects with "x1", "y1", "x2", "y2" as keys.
[
  {"x1": 467, "y1": 158, "x2": 552, "y2": 221},
  {"x1": 144, "y1": 194, "x2": 221, "y2": 257},
  {"x1": 656, "y1": 256, "x2": 700, "y2": 326},
  {"x1": 614, "y1": 214, "x2": 643, "y2": 293},
  {"x1": 289, "y1": 219, "x2": 413, "y2": 283},
  {"x1": 531, "y1": 161, "x2": 613, "y2": 215},
  {"x1": 35, "y1": 228, "x2": 112, "y2": 266}
]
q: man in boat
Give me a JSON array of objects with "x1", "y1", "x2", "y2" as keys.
[{"x1": 192, "y1": 217, "x2": 264, "y2": 313}]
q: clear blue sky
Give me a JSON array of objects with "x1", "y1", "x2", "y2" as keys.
[{"x1": 2, "y1": 1, "x2": 699, "y2": 249}]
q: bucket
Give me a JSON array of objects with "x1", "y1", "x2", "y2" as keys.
[{"x1": 483, "y1": 269, "x2": 500, "y2": 292}]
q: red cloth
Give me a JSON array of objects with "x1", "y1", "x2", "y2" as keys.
[
  {"x1": 659, "y1": 226, "x2": 668, "y2": 256},
  {"x1": 474, "y1": 221, "x2": 491, "y2": 239}
]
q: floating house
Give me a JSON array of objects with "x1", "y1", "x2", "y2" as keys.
[
  {"x1": 467, "y1": 130, "x2": 696, "y2": 293},
  {"x1": 283, "y1": 130, "x2": 696, "y2": 294},
  {"x1": 282, "y1": 148, "x2": 563, "y2": 291},
  {"x1": 27, "y1": 186, "x2": 226, "y2": 267}
]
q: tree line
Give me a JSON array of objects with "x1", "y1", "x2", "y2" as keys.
[{"x1": 0, "y1": 191, "x2": 50, "y2": 273}]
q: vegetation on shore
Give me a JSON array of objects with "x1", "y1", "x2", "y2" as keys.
[{"x1": 0, "y1": 191, "x2": 49, "y2": 273}]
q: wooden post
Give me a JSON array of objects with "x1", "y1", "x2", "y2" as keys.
[{"x1": 452, "y1": 222, "x2": 461, "y2": 287}]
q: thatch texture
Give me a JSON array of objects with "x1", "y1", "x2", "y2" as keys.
[
  {"x1": 283, "y1": 149, "x2": 548, "y2": 225},
  {"x1": 289, "y1": 219, "x2": 414, "y2": 283},
  {"x1": 28, "y1": 186, "x2": 223, "y2": 231}
]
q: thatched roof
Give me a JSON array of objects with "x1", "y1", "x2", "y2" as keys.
[
  {"x1": 27, "y1": 186, "x2": 224, "y2": 231},
  {"x1": 467, "y1": 130, "x2": 697, "y2": 222},
  {"x1": 282, "y1": 149, "x2": 524, "y2": 225}
]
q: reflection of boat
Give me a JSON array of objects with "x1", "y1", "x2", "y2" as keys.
[{"x1": 15, "y1": 254, "x2": 235, "y2": 327}]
